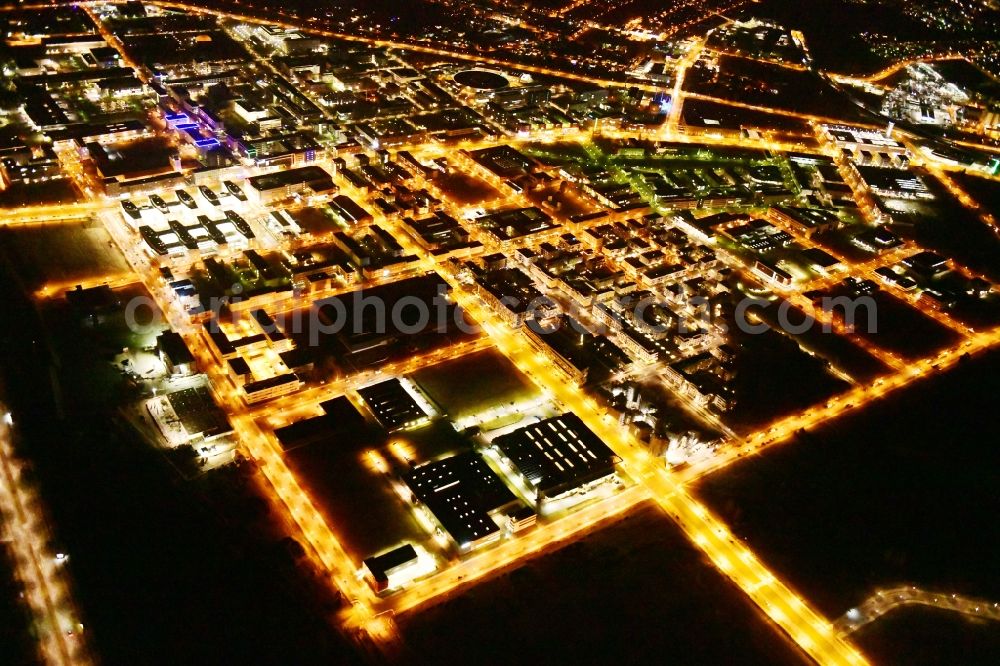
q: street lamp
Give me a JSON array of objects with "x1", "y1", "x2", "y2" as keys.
[{"x1": 2, "y1": 413, "x2": 11, "y2": 426}]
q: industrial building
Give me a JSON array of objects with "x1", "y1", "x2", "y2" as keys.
[
  {"x1": 156, "y1": 330, "x2": 196, "y2": 376},
  {"x1": 357, "y1": 379, "x2": 431, "y2": 432},
  {"x1": 362, "y1": 544, "x2": 423, "y2": 592},
  {"x1": 274, "y1": 396, "x2": 368, "y2": 452},
  {"x1": 245, "y1": 165, "x2": 336, "y2": 204},
  {"x1": 492, "y1": 413, "x2": 620, "y2": 505},
  {"x1": 404, "y1": 451, "x2": 519, "y2": 551}
]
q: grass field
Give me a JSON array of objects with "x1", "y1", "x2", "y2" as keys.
[
  {"x1": 411, "y1": 348, "x2": 541, "y2": 421},
  {"x1": 0, "y1": 222, "x2": 131, "y2": 291},
  {"x1": 284, "y1": 415, "x2": 475, "y2": 561},
  {"x1": 0, "y1": 179, "x2": 80, "y2": 206},
  {"x1": 434, "y1": 171, "x2": 501, "y2": 206},
  {"x1": 400, "y1": 503, "x2": 809, "y2": 665}
]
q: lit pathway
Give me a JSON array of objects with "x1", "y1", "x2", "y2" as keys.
[
  {"x1": 19, "y1": 7, "x2": 1000, "y2": 665},
  {"x1": 383, "y1": 486, "x2": 649, "y2": 616},
  {"x1": 922, "y1": 161, "x2": 1000, "y2": 237},
  {"x1": 430, "y1": 266, "x2": 870, "y2": 665},
  {"x1": 835, "y1": 586, "x2": 1000, "y2": 635},
  {"x1": 0, "y1": 410, "x2": 92, "y2": 665},
  {"x1": 0, "y1": 202, "x2": 108, "y2": 226},
  {"x1": 667, "y1": 37, "x2": 706, "y2": 129},
  {"x1": 675, "y1": 324, "x2": 998, "y2": 484},
  {"x1": 143, "y1": 0, "x2": 671, "y2": 93}
]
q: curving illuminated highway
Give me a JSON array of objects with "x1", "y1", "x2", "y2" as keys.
[{"x1": 835, "y1": 586, "x2": 1000, "y2": 635}]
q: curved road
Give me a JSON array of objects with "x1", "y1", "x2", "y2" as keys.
[{"x1": 836, "y1": 586, "x2": 1000, "y2": 635}]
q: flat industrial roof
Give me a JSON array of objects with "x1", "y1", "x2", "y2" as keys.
[
  {"x1": 404, "y1": 451, "x2": 516, "y2": 547},
  {"x1": 493, "y1": 413, "x2": 619, "y2": 498},
  {"x1": 247, "y1": 165, "x2": 334, "y2": 193},
  {"x1": 357, "y1": 379, "x2": 427, "y2": 431},
  {"x1": 157, "y1": 331, "x2": 194, "y2": 366},
  {"x1": 363, "y1": 544, "x2": 418, "y2": 584},
  {"x1": 273, "y1": 396, "x2": 367, "y2": 452},
  {"x1": 166, "y1": 386, "x2": 232, "y2": 439}
]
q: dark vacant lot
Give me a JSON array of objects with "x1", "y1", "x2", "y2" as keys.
[
  {"x1": 400, "y1": 503, "x2": 809, "y2": 666},
  {"x1": 697, "y1": 349, "x2": 1000, "y2": 629},
  {"x1": 855, "y1": 606, "x2": 1000, "y2": 666}
]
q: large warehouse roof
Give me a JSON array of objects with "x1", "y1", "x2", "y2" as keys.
[{"x1": 493, "y1": 413, "x2": 619, "y2": 498}]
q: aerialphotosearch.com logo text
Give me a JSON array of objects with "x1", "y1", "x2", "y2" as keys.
[{"x1": 122, "y1": 286, "x2": 878, "y2": 342}]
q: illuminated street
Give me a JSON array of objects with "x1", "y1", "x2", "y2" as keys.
[
  {"x1": 0, "y1": 1, "x2": 999, "y2": 664},
  {"x1": 835, "y1": 587, "x2": 1000, "y2": 636},
  {"x1": 0, "y1": 408, "x2": 91, "y2": 666}
]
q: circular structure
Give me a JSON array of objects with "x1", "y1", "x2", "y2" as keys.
[{"x1": 453, "y1": 69, "x2": 511, "y2": 91}]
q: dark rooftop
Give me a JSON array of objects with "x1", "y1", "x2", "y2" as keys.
[
  {"x1": 357, "y1": 379, "x2": 428, "y2": 431},
  {"x1": 363, "y1": 544, "x2": 418, "y2": 586},
  {"x1": 404, "y1": 451, "x2": 516, "y2": 547},
  {"x1": 273, "y1": 396, "x2": 368, "y2": 452},
  {"x1": 493, "y1": 413, "x2": 619, "y2": 499}
]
